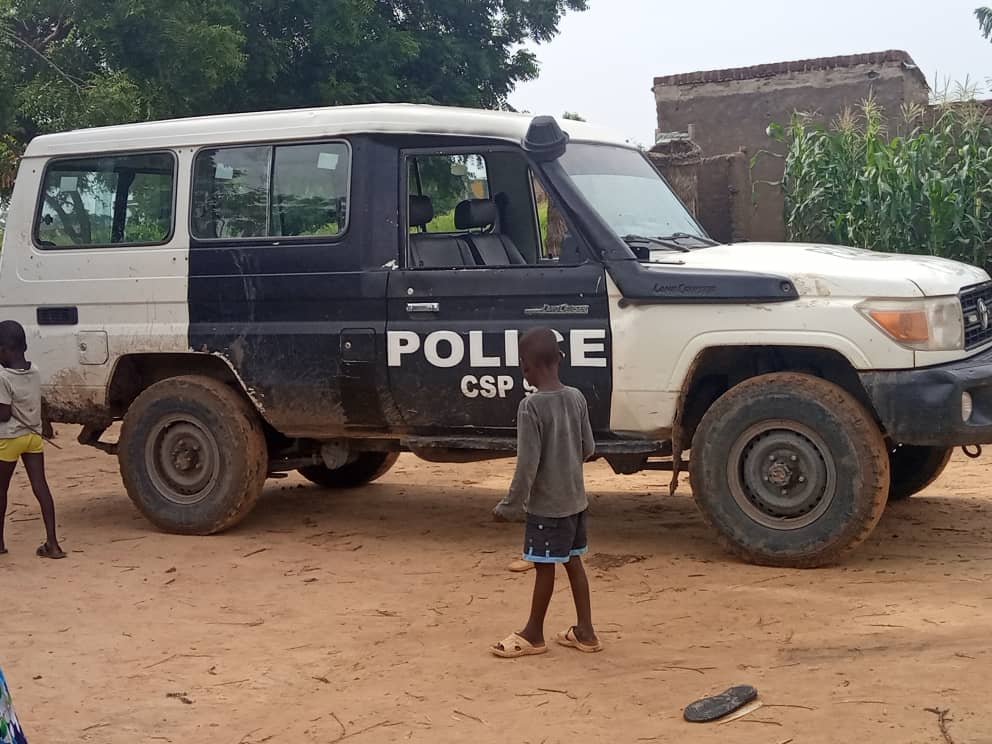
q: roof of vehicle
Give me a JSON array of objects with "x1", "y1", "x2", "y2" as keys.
[{"x1": 24, "y1": 103, "x2": 635, "y2": 158}]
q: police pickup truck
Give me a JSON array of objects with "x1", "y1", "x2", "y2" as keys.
[{"x1": 3, "y1": 104, "x2": 991, "y2": 567}]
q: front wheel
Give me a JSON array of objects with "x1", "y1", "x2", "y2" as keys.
[
  {"x1": 887, "y1": 445, "x2": 953, "y2": 501},
  {"x1": 689, "y1": 372, "x2": 890, "y2": 568},
  {"x1": 119, "y1": 376, "x2": 268, "y2": 535},
  {"x1": 298, "y1": 452, "x2": 399, "y2": 489}
]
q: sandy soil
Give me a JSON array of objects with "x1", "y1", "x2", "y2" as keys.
[{"x1": 3, "y1": 431, "x2": 992, "y2": 743}]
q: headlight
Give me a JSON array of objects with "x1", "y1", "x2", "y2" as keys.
[{"x1": 858, "y1": 297, "x2": 964, "y2": 351}]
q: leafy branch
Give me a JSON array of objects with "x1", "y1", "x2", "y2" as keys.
[
  {"x1": 977, "y1": 6, "x2": 992, "y2": 39},
  {"x1": 0, "y1": 19, "x2": 84, "y2": 91}
]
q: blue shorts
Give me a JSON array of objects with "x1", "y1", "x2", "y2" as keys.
[{"x1": 523, "y1": 510, "x2": 588, "y2": 563}]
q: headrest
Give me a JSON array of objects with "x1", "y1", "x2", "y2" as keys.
[
  {"x1": 455, "y1": 199, "x2": 498, "y2": 230},
  {"x1": 409, "y1": 195, "x2": 434, "y2": 227}
]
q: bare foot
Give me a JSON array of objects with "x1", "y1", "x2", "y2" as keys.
[{"x1": 516, "y1": 627, "x2": 545, "y2": 647}]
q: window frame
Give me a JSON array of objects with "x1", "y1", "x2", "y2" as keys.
[
  {"x1": 189, "y1": 138, "x2": 353, "y2": 245},
  {"x1": 402, "y1": 143, "x2": 548, "y2": 269},
  {"x1": 33, "y1": 149, "x2": 179, "y2": 251}
]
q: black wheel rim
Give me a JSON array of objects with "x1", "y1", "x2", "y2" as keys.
[
  {"x1": 145, "y1": 415, "x2": 221, "y2": 506},
  {"x1": 727, "y1": 419, "x2": 836, "y2": 530}
]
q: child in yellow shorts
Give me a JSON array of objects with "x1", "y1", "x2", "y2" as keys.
[{"x1": 0, "y1": 321, "x2": 64, "y2": 559}]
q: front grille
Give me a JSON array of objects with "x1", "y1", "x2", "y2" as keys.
[{"x1": 960, "y1": 282, "x2": 992, "y2": 349}]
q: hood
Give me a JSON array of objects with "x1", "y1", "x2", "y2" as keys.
[{"x1": 650, "y1": 242, "x2": 990, "y2": 298}]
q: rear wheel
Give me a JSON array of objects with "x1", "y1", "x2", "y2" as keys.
[
  {"x1": 298, "y1": 452, "x2": 399, "y2": 489},
  {"x1": 887, "y1": 445, "x2": 953, "y2": 501},
  {"x1": 119, "y1": 376, "x2": 267, "y2": 534},
  {"x1": 689, "y1": 372, "x2": 889, "y2": 568}
]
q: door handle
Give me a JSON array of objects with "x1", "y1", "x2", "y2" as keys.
[{"x1": 406, "y1": 302, "x2": 440, "y2": 313}]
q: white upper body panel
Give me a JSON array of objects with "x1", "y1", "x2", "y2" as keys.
[
  {"x1": 650, "y1": 242, "x2": 991, "y2": 298},
  {"x1": 23, "y1": 104, "x2": 634, "y2": 158}
]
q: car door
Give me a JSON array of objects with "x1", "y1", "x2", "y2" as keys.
[
  {"x1": 385, "y1": 145, "x2": 612, "y2": 435},
  {"x1": 187, "y1": 136, "x2": 395, "y2": 438}
]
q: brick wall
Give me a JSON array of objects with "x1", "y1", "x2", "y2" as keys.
[{"x1": 653, "y1": 51, "x2": 930, "y2": 242}]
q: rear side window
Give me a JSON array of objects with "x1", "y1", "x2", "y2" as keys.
[
  {"x1": 36, "y1": 152, "x2": 175, "y2": 248},
  {"x1": 191, "y1": 142, "x2": 350, "y2": 240}
]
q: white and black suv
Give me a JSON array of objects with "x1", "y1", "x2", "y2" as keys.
[{"x1": 4, "y1": 103, "x2": 991, "y2": 567}]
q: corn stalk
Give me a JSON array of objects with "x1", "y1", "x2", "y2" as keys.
[{"x1": 778, "y1": 97, "x2": 992, "y2": 268}]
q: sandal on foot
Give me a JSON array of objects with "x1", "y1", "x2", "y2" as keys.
[
  {"x1": 36, "y1": 543, "x2": 66, "y2": 560},
  {"x1": 508, "y1": 559, "x2": 534, "y2": 573},
  {"x1": 683, "y1": 684, "x2": 758, "y2": 722},
  {"x1": 555, "y1": 626, "x2": 603, "y2": 653},
  {"x1": 491, "y1": 633, "x2": 547, "y2": 658}
]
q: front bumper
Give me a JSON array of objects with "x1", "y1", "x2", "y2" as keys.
[{"x1": 860, "y1": 346, "x2": 992, "y2": 446}]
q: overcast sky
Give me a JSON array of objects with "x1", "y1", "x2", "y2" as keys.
[{"x1": 511, "y1": 0, "x2": 992, "y2": 145}]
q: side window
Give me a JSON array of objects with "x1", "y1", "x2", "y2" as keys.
[
  {"x1": 272, "y1": 144, "x2": 349, "y2": 237},
  {"x1": 191, "y1": 142, "x2": 350, "y2": 240},
  {"x1": 37, "y1": 152, "x2": 175, "y2": 247},
  {"x1": 192, "y1": 146, "x2": 270, "y2": 239},
  {"x1": 408, "y1": 154, "x2": 489, "y2": 232}
]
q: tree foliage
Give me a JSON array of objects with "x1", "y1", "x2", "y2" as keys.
[
  {"x1": 0, "y1": 0, "x2": 587, "y2": 197},
  {"x1": 978, "y1": 6, "x2": 992, "y2": 39}
]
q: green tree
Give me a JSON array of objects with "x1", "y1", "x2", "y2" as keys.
[{"x1": 0, "y1": 0, "x2": 588, "y2": 197}]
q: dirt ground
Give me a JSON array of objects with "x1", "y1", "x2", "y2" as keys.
[{"x1": 3, "y1": 431, "x2": 992, "y2": 743}]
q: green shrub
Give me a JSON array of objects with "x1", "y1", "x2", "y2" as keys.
[{"x1": 773, "y1": 97, "x2": 992, "y2": 267}]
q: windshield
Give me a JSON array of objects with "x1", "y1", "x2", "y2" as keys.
[{"x1": 559, "y1": 144, "x2": 705, "y2": 241}]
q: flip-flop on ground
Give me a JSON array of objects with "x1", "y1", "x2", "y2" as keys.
[
  {"x1": 491, "y1": 633, "x2": 547, "y2": 658},
  {"x1": 683, "y1": 685, "x2": 758, "y2": 722},
  {"x1": 555, "y1": 627, "x2": 603, "y2": 653},
  {"x1": 36, "y1": 543, "x2": 66, "y2": 560}
]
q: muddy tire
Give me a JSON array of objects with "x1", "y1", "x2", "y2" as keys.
[
  {"x1": 298, "y1": 452, "x2": 399, "y2": 489},
  {"x1": 689, "y1": 372, "x2": 889, "y2": 568},
  {"x1": 119, "y1": 376, "x2": 267, "y2": 535},
  {"x1": 887, "y1": 445, "x2": 952, "y2": 501}
]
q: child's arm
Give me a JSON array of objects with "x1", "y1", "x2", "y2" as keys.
[
  {"x1": 0, "y1": 377, "x2": 12, "y2": 423},
  {"x1": 493, "y1": 408, "x2": 540, "y2": 522},
  {"x1": 580, "y1": 396, "x2": 595, "y2": 461}
]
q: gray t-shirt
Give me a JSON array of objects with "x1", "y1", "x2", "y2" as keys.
[
  {"x1": 495, "y1": 386, "x2": 595, "y2": 519},
  {"x1": 0, "y1": 364, "x2": 42, "y2": 439}
]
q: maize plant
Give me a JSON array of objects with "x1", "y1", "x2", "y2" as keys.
[{"x1": 776, "y1": 97, "x2": 992, "y2": 268}]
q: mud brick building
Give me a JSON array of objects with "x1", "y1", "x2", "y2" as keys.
[{"x1": 653, "y1": 51, "x2": 931, "y2": 242}]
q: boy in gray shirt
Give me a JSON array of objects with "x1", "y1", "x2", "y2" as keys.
[{"x1": 491, "y1": 328, "x2": 601, "y2": 658}]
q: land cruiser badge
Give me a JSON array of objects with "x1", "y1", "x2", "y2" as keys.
[{"x1": 524, "y1": 303, "x2": 590, "y2": 316}]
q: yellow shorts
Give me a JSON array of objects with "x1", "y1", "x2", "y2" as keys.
[{"x1": 0, "y1": 433, "x2": 44, "y2": 462}]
